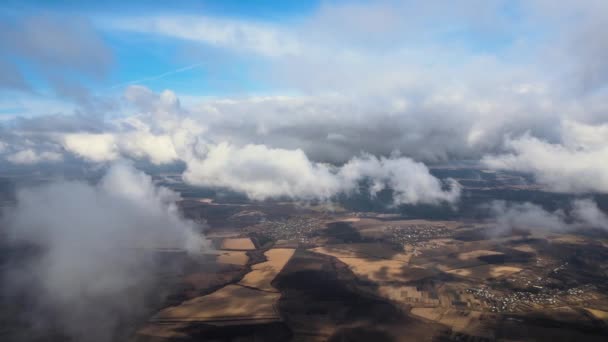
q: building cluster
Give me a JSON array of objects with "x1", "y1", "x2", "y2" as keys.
[
  {"x1": 253, "y1": 216, "x2": 323, "y2": 243},
  {"x1": 385, "y1": 224, "x2": 451, "y2": 247},
  {"x1": 466, "y1": 284, "x2": 593, "y2": 313}
]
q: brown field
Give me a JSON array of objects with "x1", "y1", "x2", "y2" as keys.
[
  {"x1": 548, "y1": 234, "x2": 589, "y2": 245},
  {"x1": 136, "y1": 322, "x2": 191, "y2": 339},
  {"x1": 221, "y1": 237, "x2": 256, "y2": 250},
  {"x1": 312, "y1": 243, "x2": 411, "y2": 261},
  {"x1": 310, "y1": 244, "x2": 411, "y2": 283},
  {"x1": 238, "y1": 248, "x2": 295, "y2": 292},
  {"x1": 374, "y1": 285, "x2": 440, "y2": 306},
  {"x1": 411, "y1": 307, "x2": 444, "y2": 321},
  {"x1": 457, "y1": 249, "x2": 504, "y2": 261},
  {"x1": 411, "y1": 308, "x2": 487, "y2": 336},
  {"x1": 216, "y1": 251, "x2": 249, "y2": 265},
  {"x1": 352, "y1": 218, "x2": 461, "y2": 230},
  {"x1": 151, "y1": 284, "x2": 280, "y2": 324}
]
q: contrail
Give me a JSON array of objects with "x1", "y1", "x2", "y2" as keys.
[{"x1": 108, "y1": 62, "x2": 204, "y2": 90}]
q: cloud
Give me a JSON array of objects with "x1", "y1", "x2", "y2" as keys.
[
  {"x1": 62, "y1": 133, "x2": 118, "y2": 162},
  {"x1": 7, "y1": 86, "x2": 457, "y2": 205},
  {"x1": 489, "y1": 198, "x2": 608, "y2": 233},
  {"x1": 2, "y1": 163, "x2": 207, "y2": 342},
  {"x1": 0, "y1": 58, "x2": 30, "y2": 91},
  {"x1": 338, "y1": 154, "x2": 461, "y2": 205},
  {"x1": 0, "y1": 15, "x2": 112, "y2": 78},
  {"x1": 6, "y1": 148, "x2": 63, "y2": 164},
  {"x1": 61, "y1": 132, "x2": 178, "y2": 165},
  {"x1": 489, "y1": 201, "x2": 569, "y2": 233},
  {"x1": 2, "y1": 81, "x2": 606, "y2": 206},
  {"x1": 108, "y1": 15, "x2": 301, "y2": 58},
  {"x1": 571, "y1": 198, "x2": 608, "y2": 229},
  {"x1": 482, "y1": 121, "x2": 608, "y2": 193},
  {"x1": 182, "y1": 142, "x2": 341, "y2": 200},
  {"x1": 182, "y1": 143, "x2": 460, "y2": 204},
  {"x1": 525, "y1": 0, "x2": 608, "y2": 92},
  {"x1": 2, "y1": 3, "x2": 608, "y2": 208}
]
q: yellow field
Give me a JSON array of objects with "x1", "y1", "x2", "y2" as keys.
[
  {"x1": 238, "y1": 248, "x2": 295, "y2": 292},
  {"x1": 141, "y1": 247, "x2": 294, "y2": 336},
  {"x1": 151, "y1": 284, "x2": 280, "y2": 323},
  {"x1": 411, "y1": 307, "x2": 443, "y2": 321},
  {"x1": 512, "y1": 244, "x2": 537, "y2": 253},
  {"x1": 221, "y1": 237, "x2": 256, "y2": 250},
  {"x1": 330, "y1": 216, "x2": 360, "y2": 222},
  {"x1": 444, "y1": 265, "x2": 522, "y2": 279},
  {"x1": 585, "y1": 308, "x2": 608, "y2": 321}
]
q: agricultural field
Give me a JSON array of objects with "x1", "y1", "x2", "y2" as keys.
[{"x1": 121, "y1": 199, "x2": 608, "y2": 341}]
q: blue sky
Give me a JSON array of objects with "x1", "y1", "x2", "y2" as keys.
[
  {"x1": 0, "y1": 0, "x2": 535, "y2": 107},
  {"x1": 1, "y1": 0, "x2": 325, "y2": 102}
]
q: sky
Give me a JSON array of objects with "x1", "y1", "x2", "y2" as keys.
[{"x1": 1, "y1": 0, "x2": 608, "y2": 204}]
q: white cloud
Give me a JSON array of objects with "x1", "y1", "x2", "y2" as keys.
[
  {"x1": 183, "y1": 142, "x2": 340, "y2": 200},
  {"x1": 4, "y1": 2, "x2": 608, "y2": 206},
  {"x1": 62, "y1": 131, "x2": 179, "y2": 165},
  {"x1": 572, "y1": 198, "x2": 608, "y2": 229},
  {"x1": 489, "y1": 198, "x2": 608, "y2": 233},
  {"x1": 62, "y1": 133, "x2": 118, "y2": 162},
  {"x1": 107, "y1": 15, "x2": 301, "y2": 58},
  {"x1": 490, "y1": 201, "x2": 569, "y2": 233},
  {"x1": 182, "y1": 142, "x2": 460, "y2": 204},
  {"x1": 3, "y1": 163, "x2": 207, "y2": 342},
  {"x1": 7, "y1": 148, "x2": 63, "y2": 164},
  {"x1": 482, "y1": 121, "x2": 608, "y2": 193},
  {"x1": 339, "y1": 154, "x2": 461, "y2": 205}
]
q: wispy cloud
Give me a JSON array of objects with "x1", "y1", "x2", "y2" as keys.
[
  {"x1": 106, "y1": 15, "x2": 301, "y2": 57},
  {"x1": 108, "y1": 62, "x2": 205, "y2": 90}
]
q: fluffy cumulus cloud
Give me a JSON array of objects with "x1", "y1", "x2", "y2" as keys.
[
  {"x1": 182, "y1": 143, "x2": 342, "y2": 200},
  {"x1": 0, "y1": 85, "x2": 460, "y2": 205},
  {"x1": 338, "y1": 154, "x2": 461, "y2": 205},
  {"x1": 62, "y1": 131, "x2": 178, "y2": 164},
  {"x1": 182, "y1": 144, "x2": 460, "y2": 204},
  {"x1": 2, "y1": 163, "x2": 207, "y2": 341}
]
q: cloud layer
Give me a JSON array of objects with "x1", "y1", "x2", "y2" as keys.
[
  {"x1": 2, "y1": 2, "x2": 608, "y2": 202},
  {"x1": 2, "y1": 163, "x2": 206, "y2": 341}
]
